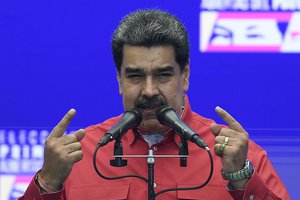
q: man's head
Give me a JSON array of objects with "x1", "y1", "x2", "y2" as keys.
[
  {"x1": 112, "y1": 9, "x2": 190, "y2": 72},
  {"x1": 112, "y1": 9, "x2": 190, "y2": 133}
]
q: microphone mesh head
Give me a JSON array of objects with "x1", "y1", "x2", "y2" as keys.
[
  {"x1": 155, "y1": 105, "x2": 174, "y2": 124},
  {"x1": 127, "y1": 108, "x2": 143, "y2": 125}
]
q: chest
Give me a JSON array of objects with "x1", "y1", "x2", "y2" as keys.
[{"x1": 65, "y1": 139, "x2": 232, "y2": 199}]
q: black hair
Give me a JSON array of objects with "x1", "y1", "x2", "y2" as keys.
[{"x1": 112, "y1": 9, "x2": 190, "y2": 72}]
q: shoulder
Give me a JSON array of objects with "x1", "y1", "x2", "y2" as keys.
[
  {"x1": 248, "y1": 139, "x2": 266, "y2": 159},
  {"x1": 191, "y1": 111, "x2": 216, "y2": 128},
  {"x1": 188, "y1": 111, "x2": 217, "y2": 146},
  {"x1": 85, "y1": 115, "x2": 121, "y2": 133},
  {"x1": 81, "y1": 115, "x2": 122, "y2": 144}
]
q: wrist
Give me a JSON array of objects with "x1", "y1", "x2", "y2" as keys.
[
  {"x1": 37, "y1": 171, "x2": 63, "y2": 193},
  {"x1": 221, "y1": 159, "x2": 254, "y2": 181},
  {"x1": 228, "y1": 179, "x2": 249, "y2": 190},
  {"x1": 221, "y1": 159, "x2": 254, "y2": 190}
]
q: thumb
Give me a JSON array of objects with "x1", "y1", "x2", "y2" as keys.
[
  {"x1": 74, "y1": 129, "x2": 85, "y2": 141},
  {"x1": 210, "y1": 124, "x2": 222, "y2": 136}
]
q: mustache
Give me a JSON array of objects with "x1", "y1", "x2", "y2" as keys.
[{"x1": 134, "y1": 96, "x2": 166, "y2": 109}]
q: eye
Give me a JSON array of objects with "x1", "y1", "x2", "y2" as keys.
[
  {"x1": 158, "y1": 72, "x2": 172, "y2": 77},
  {"x1": 156, "y1": 70, "x2": 174, "y2": 78},
  {"x1": 127, "y1": 73, "x2": 144, "y2": 80},
  {"x1": 156, "y1": 72, "x2": 173, "y2": 82}
]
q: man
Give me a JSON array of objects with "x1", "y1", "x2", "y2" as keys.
[{"x1": 20, "y1": 9, "x2": 290, "y2": 199}]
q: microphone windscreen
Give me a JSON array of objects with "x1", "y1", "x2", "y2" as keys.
[
  {"x1": 128, "y1": 108, "x2": 143, "y2": 125},
  {"x1": 155, "y1": 105, "x2": 174, "y2": 124}
]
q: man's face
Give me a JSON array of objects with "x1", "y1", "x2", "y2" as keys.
[{"x1": 117, "y1": 44, "x2": 190, "y2": 133}]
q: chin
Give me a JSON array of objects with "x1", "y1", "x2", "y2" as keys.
[{"x1": 139, "y1": 119, "x2": 167, "y2": 133}]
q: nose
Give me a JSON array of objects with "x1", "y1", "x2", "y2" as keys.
[{"x1": 141, "y1": 77, "x2": 159, "y2": 97}]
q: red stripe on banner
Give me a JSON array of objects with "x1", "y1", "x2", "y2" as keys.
[
  {"x1": 206, "y1": 45, "x2": 281, "y2": 52},
  {"x1": 217, "y1": 12, "x2": 292, "y2": 21}
]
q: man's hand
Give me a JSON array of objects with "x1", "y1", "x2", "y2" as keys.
[
  {"x1": 210, "y1": 106, "x2": 249, "y2": 189},
  {"x1": 39, "y1": 109, "x2": 85, "y2": 191}
]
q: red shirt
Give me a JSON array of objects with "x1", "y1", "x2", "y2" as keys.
[{"x1": 20, "y1": 96, "x2": 290, "y2": 200}]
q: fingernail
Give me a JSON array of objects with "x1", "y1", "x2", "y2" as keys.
[
  {"x1": 69, "y1": 108, "x2": 76, "y2": 114},
  {"x1": 215, "y1": 106, "x2": 222, "y2": 111}
]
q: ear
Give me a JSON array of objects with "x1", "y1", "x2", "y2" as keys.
[
  {"x1": 182, "y1": 63, "x2": 190, "y2": 92},
  {"x1": 117, "y1": 72, "x2": 122, "y2": 95}
]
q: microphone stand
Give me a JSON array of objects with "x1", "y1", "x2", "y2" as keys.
[
  {"x1": 94, "y1": 135, "x2": 212, "y2": 200},
  {"x1": 109, "y1": 136, "x2": 189, "y2": 200},
  {"x1": 147, "y1": 150, "x2": 155, "y2": 200},
  {"x1": 179, "y1": 136, "x2": 188, "y2": 167},
  {"x1": 108, "y1": 137, "x2": 156, "y2": 199}
]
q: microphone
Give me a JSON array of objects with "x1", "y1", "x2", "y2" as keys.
[
  {"x1": 98, "y1": 108, "x2": 143, "y2": 146},
  {"x1": 156, "y1": 106, "x2": 208, "y2": 149}
]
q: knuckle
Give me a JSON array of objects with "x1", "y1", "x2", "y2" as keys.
[
  {"x1": 66, "y1": 134, "x2": 77, "y2": 142},
  {"x1": 56, "y1": 123, "x2": 64, "y2": 130},
  {"x1": 70, "y1": 134, "x2": 77, "y2": 142},
  {"x1": 63, "y1": 134, "x2": 76, "y2": 144},
  {"x1": 236, "y1": 140, "x2": 244, "y2": 149},
  {"x1": 240, "y1": 134, "x2": 249, "y2": 144},
  {"x1": 44, "y1": 138, "x2": 51, "y2": 146},
  {"x1": 78, "y1": 151, "x2": 83, "y2": 159},
  {"x1": 45, "y1": 139, "x2": 55, "y2": 149},
  {"x1": 76, "y1": 142, "x2": 82, "y2": 149},
  {"x1": 71, "y1": 142, "x2": 81, "y2": 150},
  {"x1": 214, "y1": 136, "x2": 220, "y2": 143},
  {"x1": 60, "y1": 154, "x2": 69, "y2": 163},
  {"x1": 213, "y1": 145, "x2": 219, "y2": 152},
  {"x1": 235, "y1": 141, "x2": 247, "y2": 153},
  {"x1": 218, "y1": 128, "x2": 227, "y2": 136},
  {"x1": 54, "y1": 147, "x2": 63, "y2": 156},
  {"x1": 72, "y1": 151, "x2": 83, "y2": 163},
  {"x1": 67, "y1": 134, "x2": 74, "y2": 140}
]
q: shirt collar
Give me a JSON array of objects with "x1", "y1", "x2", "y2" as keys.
[{"x1": 123, "y1": 95, "x2": 194, "y2": 147}]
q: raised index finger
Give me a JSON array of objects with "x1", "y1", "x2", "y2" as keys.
[
  {"x1": 49, "y1": 109, "x2": 76, "y2": 138},
  {"x1": 215, "y1": 106, "x2": 245, "y2": 133}
]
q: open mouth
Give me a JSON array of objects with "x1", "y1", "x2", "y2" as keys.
[
  {"x1": 140, "y1": 107, "x2": 158, "y2": 117},
  {"x1": 141, "y1": 107, "x2": 156, "y2": 112}
]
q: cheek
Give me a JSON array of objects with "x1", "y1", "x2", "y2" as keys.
[
  {"x1": 163, "y1": 82, "x2": 185, "y2": 109},
  {"x1": 122, "y1": 85, "x2": 140, "y2": 107},
  {"x1": 162, "y1": 85, "x2": 182, "y2": 104}
]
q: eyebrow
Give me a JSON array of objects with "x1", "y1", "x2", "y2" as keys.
[
  {"x1": 125, "y1": 67, "x2": 144, "y2": 74},
  {"x1": 153, "y1": 66, "x2": 174, "y2": 74},
  {"x1": 124, "y1": 66, "x2": 174, "y2": 74}
]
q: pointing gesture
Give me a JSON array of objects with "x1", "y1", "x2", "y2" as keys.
[
  {"x1": 49, "y1": 109, "x2": 76, "y2": 138},
  {"x1": 214, "y1": 106, "x2": 246, "y2": 132},
  {"x1": 39, "y1": 109, "x2": 85, "y2": 192},
  {"x1": 211, "y1": 106, "x2": 249, "y2": 189}
]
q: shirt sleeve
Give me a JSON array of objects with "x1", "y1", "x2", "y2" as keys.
[
  {"x1": 18, "y1": 176, "x2": 65, "y2": 200},
  {"x1": 228, "y1": 143, "x2": 291, "y2": 200}
]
